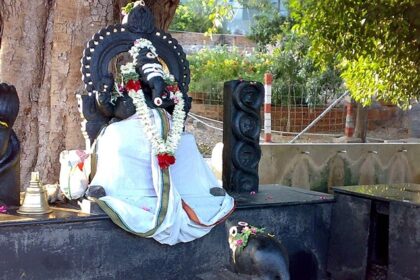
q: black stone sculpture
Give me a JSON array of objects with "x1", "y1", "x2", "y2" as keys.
[
  {"x1": 0, "y1": 83, "x2": 20, "y2": 206},
  {"x1": 228, "y1": 222, "x2": 290, "y2": 279},
  {"x1": 80, "y1": 4, "x2": 191, "y2": 145},
  {"x1": 223, "y1": 80, "x2": 264, "y2": 193}
]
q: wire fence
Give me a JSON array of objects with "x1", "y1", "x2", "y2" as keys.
[
  {"x1": 187, "y1": 73, "x2": 407, "y2": 146},
  {"x1": 189, "y1": 83, "x2": 347, "y2": 135},
  {"x1": 271, "y1": 82, "x2": 347, "y2": 133}
]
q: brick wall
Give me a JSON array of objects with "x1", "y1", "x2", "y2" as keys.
[{"x1": 189, "y1": 92, "x2": 399, "y2": 133}]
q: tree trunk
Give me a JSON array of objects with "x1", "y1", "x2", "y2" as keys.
[
  {"x1": 116, "y1": 0, "x2": 180, "y2": 30},
  {"x1": 0, "y1": 0, "x2": 179, "y2": 187},
  {"x1": 354, "y1": 103, "x2": 368, "y2": 143},
  {"x1": 0, "y1": 0, "x2": 52, "y2": 187}
]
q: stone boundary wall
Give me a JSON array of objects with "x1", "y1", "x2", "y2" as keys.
[
  {"x1": 259, "y1": 143, "x2": 420, "y2": 192},
  {"x1": 171, "y1": 31, "x2": 257, "y2": 53}
]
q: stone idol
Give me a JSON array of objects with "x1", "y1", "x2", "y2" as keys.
[
  {"x1": 0, "y1": 83, "x2": 20, "y2": 207},
  {"x1": 74, "y1": 1, "x2": 235, "y2": 245}
]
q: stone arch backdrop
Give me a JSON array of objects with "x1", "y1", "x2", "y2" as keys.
[{"x1": 0, "y1": 0, "x2": 180, "y2": 186}]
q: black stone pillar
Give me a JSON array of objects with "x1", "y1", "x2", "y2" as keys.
[{"x1": 222, "y1": 80, "x2": 263, "y2": 193}]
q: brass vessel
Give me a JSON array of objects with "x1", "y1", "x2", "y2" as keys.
[{"x1": 17, "y1": 172, "x2": 52, "y2": 215}]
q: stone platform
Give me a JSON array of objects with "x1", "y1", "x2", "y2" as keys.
[{"x1": 0, "y1": 185, "x2": 333, "y2": 280}]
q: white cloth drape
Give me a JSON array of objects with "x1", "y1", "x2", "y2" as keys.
[{"x1": 91, "y1": 111, "x2": 235, "y2": 245}]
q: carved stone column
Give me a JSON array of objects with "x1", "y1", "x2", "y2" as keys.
[{"x1": 223, "y1": 80, "x2": 264, "y2": 193}]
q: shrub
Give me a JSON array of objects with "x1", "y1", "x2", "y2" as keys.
[
  {"x1": 187, "y1": 32, "x2": 345, "y2": 106},
  {"x1": 188, "y1": 47, "x2": 272, "y2": 103}
]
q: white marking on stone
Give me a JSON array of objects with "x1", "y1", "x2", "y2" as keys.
[
  {"x1": 147, "y1": 72, "x2": 163, "y2": 80},
  {"x1": 142, "y1": 63, "x2": 162, "y2": 70}
]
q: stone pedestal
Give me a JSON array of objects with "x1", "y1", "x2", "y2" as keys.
[{"x1": 0, "y1": 185, "x2": 333, "y2": 280}]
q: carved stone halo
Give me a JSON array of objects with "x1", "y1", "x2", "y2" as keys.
[
  {"x1": 80, "y1": 3, "x2": 191, "y2": 107},
  {"x1": 79, "y1": 3, "x2": 191, "y2": 145}
]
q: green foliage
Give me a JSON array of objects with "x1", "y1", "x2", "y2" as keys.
[
  {"x1": 249, "y1": 13, "x2": 287, "y2": 47},
  {"x1": 188, "y1": 47, "x2": 272, "y2": 103},
  {"x1": 238, "y1": 0, "x2": 275, "y2": 12},
  {"x1": 270, "y1": 28, "x2": 344, "y2": 105},
  {"x1": 169, "y1": 0, "x2": 233, "y2": 34},
  {"x1": 188, "y1": 35, "x2": 344, "y2": 106},
  {"x1": 170, "y1": 4, "x2": 215, "y2": 33},
  {"x1": 239, "y1": 0, "x2": 288, "y2": 47},
  {"x1": 290, "y1": 0, "x2": 420, "y2": 108},
  {"x1": 122, "y1": 2, "x2": 135, "y2": 15}
]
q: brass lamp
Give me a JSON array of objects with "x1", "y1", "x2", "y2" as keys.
[{"x1": 17, "y1": 172, "x2": 52, "y2": 215}]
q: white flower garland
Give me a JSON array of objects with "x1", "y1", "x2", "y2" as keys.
[
  {"x1": 129, "y1": 38, "x2": 158, "y2": 63},
  {"x1": 113, "y1": 37, "x2": 186, "y2": 156},
  {"x1": 128, "y1": 89, "x2": 186, "y2": 155}
]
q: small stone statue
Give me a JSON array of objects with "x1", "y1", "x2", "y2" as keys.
[
  {"x1": 0, "y1": 83, "x2": 20, "y2": 206},
  {"x1": 228, "y1": 222, "x2": 290, "y2": 280}
]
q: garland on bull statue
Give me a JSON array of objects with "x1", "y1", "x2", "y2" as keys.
[{"x1": 111, "y1": 38, "x2": 186, "y2": 170}]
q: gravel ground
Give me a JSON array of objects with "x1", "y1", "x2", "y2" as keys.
[{"x1": 185, "y1": 117, "x2": 223, "y2": 156}]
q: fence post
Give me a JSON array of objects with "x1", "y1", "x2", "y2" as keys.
[
  {"x1": 264, "y1": 72, "x2": 273, "y2": 142},
  {"x1": 344, "y1": 101, "x2": 355, "y2": 138}
]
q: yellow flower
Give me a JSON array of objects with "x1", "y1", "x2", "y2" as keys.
[{"x1": 0, "y1": 121, "x2": 8, "y2": 128}]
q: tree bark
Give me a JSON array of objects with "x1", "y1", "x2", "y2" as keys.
[
  {"x1": 0, "y1": 0, "x2": 51, "y2": 187},
  {"x1": 354, "y1": 103, "x2": 368, "y2": 143},
  {"x1": 0, "y1": 0, "x2": 179, "y2": 187}
]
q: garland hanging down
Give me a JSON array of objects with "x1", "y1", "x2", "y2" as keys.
[{"x1": 111, "y1": 38, "x2": 186, "y2": 170}]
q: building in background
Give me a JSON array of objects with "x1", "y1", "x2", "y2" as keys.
[
  {"x1": 226, "y1": 0, "x2": 288, "y2": 35},
  {"x1": 179, "y1": 0, "x2": 288, "y2": 35}
]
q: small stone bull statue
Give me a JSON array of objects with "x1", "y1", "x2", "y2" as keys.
[{"x1": 228, "y1": 222, "x2": 290, "y2": 280}]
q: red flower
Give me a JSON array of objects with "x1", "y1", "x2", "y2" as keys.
[
  {"x1": 77, "y1": 162, "x2": 84, "y2": 171},
  {"x1": 157, "y1": 153, "x2": 176, "y2": 169},
  {"x1": 126, "y1": 80, "x2": 141, "y2": 92},
  {"x1": 166, "y1": 84, "x2": 179, "y2": 93}
]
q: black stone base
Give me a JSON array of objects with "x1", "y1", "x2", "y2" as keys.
[
  {"x1": 0, "y1": 185, "x2": 333, "y2": 280},
  {"x1": 329, "y1": 186, "x2": 420, "y2": 280}
]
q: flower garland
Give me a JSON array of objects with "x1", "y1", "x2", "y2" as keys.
[
  {"x1": 111, "y1": 38, "x2": 186, "y2": 169},
  {"x1": 229, "y1": 222, "x2": 266, "y2": 253},
  {"x1": 128, "y1": 87, "x2": 185, "y2": 169},
  {"x1": 129, "y1": 38, "x2": 158, "y2": 61}
]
